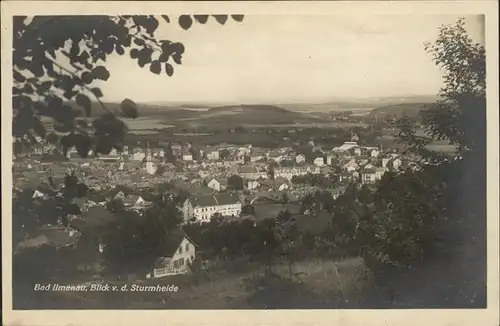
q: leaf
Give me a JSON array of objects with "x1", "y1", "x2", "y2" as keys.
[
  {"x1": 38, "y1": 81, "x2": 52, "y2": 93},
  {"x1": 194, "y1": 15, "x2": 208, "y2": 24},
  {"x1": 120, "y1": 98, "x2": 139, "y2": 119},
  {"x1": 130, "y1": 48, "x2": 140, "y2": 59},
  {"x1": 134, "y1": 38, "x2": 146, "y2": 46},
  {"x1": 171, "y1": 42, "x2": 185, "y2": 55},
  {"x1": 75, "y1": 94, "x2": 92, "y2": 116},
  {"x1": 116, "y1": 45, "x2": 125, "y2": 55},
  {"x1": 91, "y1": 66, "x2": 110, "y2": 81},
  {"x1": 150, "y1": 60, "x2": 161, "y2": 75},
  {"x1": 158, "y1": 52, "x2": 170, "y2": 63},
  {"x1": 165, "y1": 63, "x2": 174, "y2": 77},
  {"x1": 172, "y1": 53, "x2": 182, "y2": 65},
  {"x1": 14, "y1": 70, "x2": 26, "y2": 83},
  {"x1": 179, "y1": 15, "x2": 193, "y2": 30},
  {"x1": 231, "y1": 15, "x2": 244, "y2": 22},
  {"x1": 161, "y1": 15, "x2": 170, "y2": 23},
  {"x1": 91, "y1": 87, "x2": 103, "y2": 98},
  {"x1": 81, "y1": 72, "x2": 93, "y2": 84},
  {"x1": 213, "y1": 15, "x2": 228, "y2": 25}
]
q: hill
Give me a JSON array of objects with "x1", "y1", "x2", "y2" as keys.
[
  {"x1": 370, "y1": 102, "x2": 436, "y2": 119},
  {"x1": 63, "y1": 101, "x2": 185, "y2": 118},
  {"x1": 208, "y1": 104, "x2": 290, "y2": 114}
]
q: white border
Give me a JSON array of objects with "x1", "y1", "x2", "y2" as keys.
[{"x1": 2, "y1": 2, "x2": 498, "y2": 326}]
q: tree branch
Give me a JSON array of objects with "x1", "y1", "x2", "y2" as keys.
[{"x1": 46, "y1": 56, "x2": 112, "y2": 115}]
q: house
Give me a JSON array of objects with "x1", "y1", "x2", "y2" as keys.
[
  {"x1": 353, "y1": 147, "x2": 362, "y2": 156},
  {"x1": 123, "y1": 195, "x2": 150, "y2": 210},
  {"x1": 207, "y1": 178, "x2": 227, "y2": 192},
  {"x1": 295, "y1": 154, "x2": 306, "y2": 164},
  {"x1": 32, "y1": 189, "x2": 45, "y2": 199},
  {"x1": 391, "y1": 158, "x2": 403, "y2": 170},
  {"x1": 146, "y1": 231, "x2": 197, "y2": 279},
  {"x1": 375, "y1": 167, "x2": 387, "y2": 180},
  {"x1": 382, "y1": 158, "x2": 391, "y2": 168},
  {"x1": 246, "y1": 180, "x2": 260, "y2": 190},
  {"x1": 333, "y1": 141, "x2": 359, "y2": 152},
  {"x1": 274, "y1": 166, "x2": 320, "y2": 181},
  {"x1": 343, "y1": 160, "x2": 359, "y2": 173},
  {"x1": 32, "y1": 143, "x2": 44, "y2": 156},
  {"x1": 107, "y1": 190, "x2": 126, "y2": 202},
  {"x1": 205, "y1": 148, "x2": 220, "y2": 160},
  {"x1": 131, "y1": 148, "x2": 146, "y2": 161},
  {"x1": 274, "y1": 177, "x2": 291, "y2": 191},
  {"x1": 268, "y1": 151, "x2": 284, "y2": 163},
  {"x1": 170, "y1": 143, "x2": 183, "y2": 156},
  {"x1": 361, "y1": 169, "x2": 377, "y2": 184},
  {"x1": 182, "y1": 153, "x2": 193, "y2": 162},
  {"x1": 314, "y1": 157, "x2": 325, "y2": 167},
  {"x1": 238, "y1": 165, "x2": 268, "y2": 180},
  {"x1": 371, "y1": 149, "x2": 380, "y2": 158},
  {"x1": 182, "y1": 194, "x2": 242, "y2": 223}
]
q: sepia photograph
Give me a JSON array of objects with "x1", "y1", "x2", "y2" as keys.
[{"x1": 2, "y1": 1, "x2": 499, "y2": 325}]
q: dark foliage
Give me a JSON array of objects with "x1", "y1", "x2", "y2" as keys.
[{"x1": 13, "y1": 15, "x2": 244, "y2": 157}]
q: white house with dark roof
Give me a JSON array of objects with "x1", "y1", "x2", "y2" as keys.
[
  {"x1": 207, "y1": 178, "x2": 228, "y2": 192},
  {"x1": 182, "y1": 194, "x2": 242, "y2": 223},
  {"x1": 146, "y1": 230, "x2": 197, "y2": 279}
]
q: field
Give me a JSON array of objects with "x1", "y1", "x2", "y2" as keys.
[{"x1": 14, "y1": 257, "x2": 371, "y2": 309}]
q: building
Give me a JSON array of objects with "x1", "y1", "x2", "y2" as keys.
[
  {"x1": 246, "y1": 180, "x2": 260, "y2": 190},
  {"x1": 314, "y1": 157, "x2": 325, "y2": 167},
  {"x1": 268, "y1": 151, "x2": 284, "y2": 163},
  {"x1": 391, "y1": 158, "x2": 403, "y2": 170},
  {"x1": 170, "y1": 143, "x2": 183, "y2": 156},
  {"x1": 274, "y1": 177, "x2": 291, "y2": 191},
  {"x1": 238, "y1": 165, "x2": 267, "y2": 180},
  {"x1": 274, "y1": 166, "x2": 320, "y2": 181},
  {"x1": 145, "y1": 148, "x2": 157, "y2": 175},
  {"x1": 295, "y1": 154, "x2": 306, "y2": 164},
  {"x1": 333, "y1": 141, "x2": 359, "y2": 152},
  {"x1": 326, "y1": 155, "x2": 333, "y2": 165},
  {"x1": 182, "y1": 152, "x2": 193, "y2": 162},
  {"x1": 205, "y1": 148, "x2": 220, "y2": 160},
  {"x1": 207, "y1": 178, "x2": 227, "y2": 192},
  {"x1": 375, "y1": 167, "x2": 388, "y2": 180},
  {"x1": 147, "y1": 231, "x2": 196, "y2": 279},
  {"x1": 361, "y1": 166, "x2": 387, "y2": 184},
  {"x1": 132, "y1": 148, "x2": 145, "y2": 161},
  {"x1": 123, "y1": 195, "x2": 150, "y2": 210},
  {"x1": 182, "y1": 194, "x2": 242, "y2": 223}
]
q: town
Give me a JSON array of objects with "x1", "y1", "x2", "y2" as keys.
[{"x1": 13, "y1": 125, "x2": 421, "y2": 283}]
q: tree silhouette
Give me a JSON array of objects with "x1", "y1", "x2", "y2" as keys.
[
  {"x1": 13, "y1": 15, "x2": 244, "y2": 157},
  {"x1": 356, "y1": 18, "x2": 486, "y2": 268},
  {"x1": 227, "y1": 175, "x2": 244, "y2": 190}
]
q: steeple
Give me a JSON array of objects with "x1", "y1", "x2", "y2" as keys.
[{"x1": 146, "y1": 142, "x2": 152, "y2": 161}]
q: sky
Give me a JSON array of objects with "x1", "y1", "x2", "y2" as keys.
[{"x1": 95, "y1": 14, "x2": 485, "y2": 104}]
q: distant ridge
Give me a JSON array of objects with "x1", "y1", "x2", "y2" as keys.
[
  {"x1": 370, "y1": 102, "x2": 437, "y2": 119},
  {"x1": 208, "y1": 104, "x2": 289, "y2": 114}
]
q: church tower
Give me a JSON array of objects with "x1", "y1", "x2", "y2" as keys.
[
  {"x1": 145, "y1": 143, "x2": 157, "y2": 175},
  {"x1": 118, "y1": 156, "x2": 125, "y2": 171}
]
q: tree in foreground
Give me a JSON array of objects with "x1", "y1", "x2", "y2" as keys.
[
  {"x1": 353, "y1": 17, "x2": 486, "y2": 268},
  {"x1": 13, "y1": 15, "x2": 244, "y2": 157}
]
